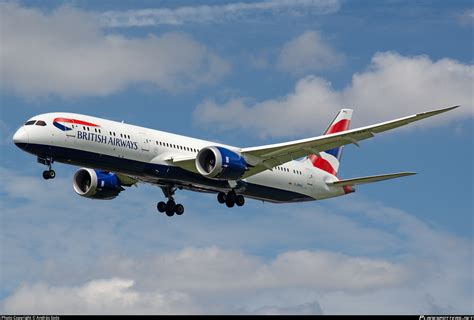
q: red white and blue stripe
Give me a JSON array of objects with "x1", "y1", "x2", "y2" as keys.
[
  {"x1": 53, "y1": 117, "x2": 100, "y2": 131},
  {"x1": 308, "y1": 109, "x2": 353, "y2": 176}
]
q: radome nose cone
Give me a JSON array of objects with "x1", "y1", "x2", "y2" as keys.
[{"x1": 13, "y1": 127, "x2": 29, "y2": 145}]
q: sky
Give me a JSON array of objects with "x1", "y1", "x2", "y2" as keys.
[{"x1": 0, "y1": 0, "x2": 473, "y2": 315}]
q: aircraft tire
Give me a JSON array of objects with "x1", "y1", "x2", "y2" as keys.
[
  {"x1": 175, "y1": 204, "x2": 184, "y2": 215},
  {"x1": 217, "y1": 192, "x2": 226, "y2": 204},
  {"x1": 225, "y1": 198, "x2": 235, "y2": 208},
  {"x1": 48, "y1": 170, "x2": 56, "y2": 179},
  {"x1": 235, "y1": 195, "x2": 245, "y2": 207},
  {"x1": 226, "y1": 191, "x2": 236, "y2": 202},
  {"x1": 165, "y1": 200, "x2": 176, "y2": 216},
  {"x1": 157, "y1": 201, "x2": 166, "y2": 213},
  {"x1": 42, "y1": 170, "x2": 50, "y2": 180}
]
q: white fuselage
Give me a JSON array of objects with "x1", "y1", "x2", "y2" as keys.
[{"x1": 13, "y1": 112, "x2": 346, "y2": 203}]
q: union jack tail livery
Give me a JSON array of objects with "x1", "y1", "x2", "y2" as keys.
[{"x1": 307, "y1": 109, "x2": 353, "y2": 176}]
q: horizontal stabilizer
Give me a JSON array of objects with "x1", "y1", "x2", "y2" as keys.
[{"x1": 327, "y1": 172, "x2": 416, "y2": 187}]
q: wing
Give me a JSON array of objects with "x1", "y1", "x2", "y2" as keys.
[{"x1": 239, "y1": 106, "x2": 458, "y2": 178}]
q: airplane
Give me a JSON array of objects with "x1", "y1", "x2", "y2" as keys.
[{"x1": 12, "y1": 105, "x2": 458, "y2": 217}]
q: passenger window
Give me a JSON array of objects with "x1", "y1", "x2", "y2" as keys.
[{"x1": 35, "y1": 120, "x2": 47, "y2": 126}]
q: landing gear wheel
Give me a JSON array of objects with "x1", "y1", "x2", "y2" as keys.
[
  {"x1": 42, "y1": 170, "x2": 50, "y2": 180},
  {"x1": 226, "y1": 191, "x2": 236, "y2": 202},
  {"x1": 157, "y1": 201, "x2": 166, "y2": 213},
  {"x1": 166, "y1": 200, "x2": 176, "y2": 210},
  {"x1": 235, "y1": 195, "x2": 245, "y2": 207},
  {"x1": 158, "y1": 185, "x2": 185, "y2": 217},
  {"x1": 217, "y1": 192, "x2": 226, "y2": 204},
  {"x1": 225, "y1": 198, "x2": 235, "y2": 208},
  {"x1": 48, "y1": 170, "x2": 56, "y2": 179},
  {"x1": 175, "y1": 204, "x2": 184, "y2": 215},
  {"x1": 165, "y1": 200, "x2": 176, "y2": 216}
]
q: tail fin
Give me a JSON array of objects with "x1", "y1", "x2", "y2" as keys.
[{"x1": 307, "y1": 109, "x2": 353, "y2": 175}]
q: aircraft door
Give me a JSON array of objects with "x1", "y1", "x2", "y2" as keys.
[
  {"x1": 66, "y1": 124, "x2": 77, "y2": 138},
  {"x1": 139, "y1": 132, "x2": 150, "y2": 152},
  {"x1": 304, "y1": 167, "x2": 315, "y2": 192}
]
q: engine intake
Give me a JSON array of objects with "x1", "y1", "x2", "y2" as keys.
[
  {"x1": 73, "y1": 168, "x2": 124, "y2": 200},
  {"x1": 196, "y1": 146, "x2": 247, "y2": 180}
]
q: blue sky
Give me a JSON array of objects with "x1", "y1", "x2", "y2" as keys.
[{"x1": 0, "y1": 0, "x2": 472, "y2": 314}]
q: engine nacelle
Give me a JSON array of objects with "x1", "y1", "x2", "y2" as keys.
[
  {"x1": 196, "y1": 146, "x2": 247, "y2": 180},
  {"x1": 73, "y1": 168, "x2": 124, "y2": 200}
]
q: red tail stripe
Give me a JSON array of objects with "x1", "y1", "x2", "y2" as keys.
[
  {"x1": 343, "y1": 185, "x2": 355, "y2": 194},
  {"x1": 53, "y1": 117, "x2": 99, "y2": 127},
  {"x1": 309, "y1": 154, "x2": 336, "y2": 175},
  {"x1": 325, "y1": 119, "x2": 350, "y2": 134}
]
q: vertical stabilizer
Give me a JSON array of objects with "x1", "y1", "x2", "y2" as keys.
[{"x1": 307, "y1": 109, "x2": 353, "y2": 175}]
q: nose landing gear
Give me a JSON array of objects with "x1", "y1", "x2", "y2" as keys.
[{"x1": 38, "y1": 156, "x2": 56, "y2": 180}]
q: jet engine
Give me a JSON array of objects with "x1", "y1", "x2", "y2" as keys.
[
  {"x1": 195, "y1": 146, "x2": 247, "y2": 180},
  {"x1": 73, "y1": 168, "x2": 124, "y2": 200}
]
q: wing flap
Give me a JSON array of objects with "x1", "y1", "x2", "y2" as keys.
[{"x1": 327, "y1": 172, "x2": 416, "y2": 187}]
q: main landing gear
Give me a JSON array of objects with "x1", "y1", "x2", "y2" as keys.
[
  {"x1": 38, "y1": 156, "x2": 56, "y2": 180},
  {"x1": 217, "y1": 191, "x2": 245, "y2": 208},
  {"x1": 157, "y1": 185, "x2": 184, "y2": 217}
]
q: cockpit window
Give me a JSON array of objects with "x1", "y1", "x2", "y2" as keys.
[
  {"x1": 25, "y1": 120, "x2": 36, "y2": 125},
  {"x1": 35, "y1": 120, "x2": 47, "y2": 126}
]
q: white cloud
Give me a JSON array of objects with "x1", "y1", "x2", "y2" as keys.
[
  {"x1": 277, "y1": 30, "x2": 344, "y2": 75},
  {"x1": 2, "y1": 278, "x2": 200, "y2": 314},
  {"x1": 111, "y1": 247, "x2": 411, "y2": 293},
  {"x1": 458, "y1": 9, "x2": 474, "y2": 26},
  {"x1": 0, "y1": 168, "x2": 472, "y2": 314},
  {"x1": 195, "y1": 51, "x2": 473, "y2": 138},
  {"x1": 1, "y1": 247, "x2": 410, "y2": 314},
  {"x1": 101, "y1": 0, "x2": 341, "y2": 27},
  {"x1": 0, "y1": 3, "x2": 230, "y2": 98}
]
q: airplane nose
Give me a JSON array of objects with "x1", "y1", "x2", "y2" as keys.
[{"x1": 13, "y1": 127, "x2": 29, "y2": 145}]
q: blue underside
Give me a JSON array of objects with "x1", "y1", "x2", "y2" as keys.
[{"x1": 15, "y1": 143, "x2": 312, "y2": 203}]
